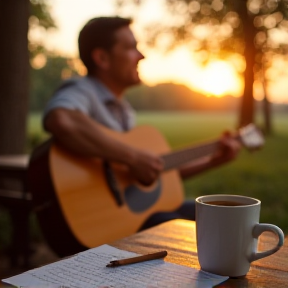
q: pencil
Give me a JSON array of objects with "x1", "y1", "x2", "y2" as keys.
[{"x1": 106, "y1": 250, "x2": 168, "y2": 267}]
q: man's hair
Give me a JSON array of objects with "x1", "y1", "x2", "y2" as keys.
[{"x1": 78, "y1": 16, "x2": 132, "y2": 74}]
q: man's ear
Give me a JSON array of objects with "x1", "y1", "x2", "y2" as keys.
[{"x1": 91, "y1": 48, "x2": 110, "y2": 70}]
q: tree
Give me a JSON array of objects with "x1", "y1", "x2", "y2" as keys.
[
  {"x1": 117, "y1": 0, "x2": 288, "y2": 131},
  {"x1": 234, "y1": 0, "x2": 256, "y2": 128},
  {"x1": 233, "y1": 0, "x2": 288, "y2": 131},
  {"x1": 0, "y1": 0, "x2": 56, "y2": 154}
]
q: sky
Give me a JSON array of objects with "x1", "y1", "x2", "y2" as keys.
[{"x1": 35, "y1": 0, "x2": 288, "y2": 103}]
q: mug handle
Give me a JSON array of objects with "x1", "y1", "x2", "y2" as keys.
[{"x1": 249, "y1": 223, "x2": 284, "y2": 262}]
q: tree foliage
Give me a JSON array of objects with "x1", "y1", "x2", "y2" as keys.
[
  {"x1": 30, "y1": 56, "x2": 82, "y2": 111},
  {"x1": 29, "y1": 0, "x2": 57, "y2": 59},
  {"x1": 30, "y1": 0, "x2": 56, "y2": 29},
  {"x1": 121, "y1": 0, "x2": 288, "y2": 60}
]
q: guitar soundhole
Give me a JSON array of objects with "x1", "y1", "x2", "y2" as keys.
[
  {"x1": 124, "y1": 181, "x2": 162, "y2": 213},
  {"x1": 103, "y1": 161, "x2": 162, "y2": 212}
]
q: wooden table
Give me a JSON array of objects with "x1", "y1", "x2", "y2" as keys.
[{"x1": 111, "y1": 219, "x2": 288, "y2": 288}]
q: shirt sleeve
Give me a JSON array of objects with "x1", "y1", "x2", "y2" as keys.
[{"x1": 42, "y1": 78, "x2": 93, "y2": 130}]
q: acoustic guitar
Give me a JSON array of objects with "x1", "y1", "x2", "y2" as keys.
[{"x1": 28, "y1": 123, "x2": 264, "y2": 257}]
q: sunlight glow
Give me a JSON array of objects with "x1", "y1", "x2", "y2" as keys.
[
  {"x1": 199, "y1": 61, "x2": 242, "y2": 97},
  {"x1": 30, "y1": 53, "x2": 47, "y2": 69},
  {"x1": 140, "y1": 48, "x2": 243, "y2": 97},
  {"x1": 35, "y1": 0, "x2": 288, "y2": 103},
  {"x1": 253, "y1": 80, "x2": 265, "y2": 101}
]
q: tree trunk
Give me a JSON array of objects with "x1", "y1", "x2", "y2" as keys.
[
  {"x1": 235, "y1": 0, "x2": 257, "y2": 128},
  {"x1": 263, "y1": 95, "x2": 272, "y2": 135},
  {"x1": 0, "y1": 0, "x2": 30, "y2": 154},
  {"x1": 261, "y1": 66, "x2": 273, "y2": 134}
]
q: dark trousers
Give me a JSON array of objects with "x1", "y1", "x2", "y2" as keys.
[{"x1": 139, "y1": 200, "x2": 196, "y2": 231}]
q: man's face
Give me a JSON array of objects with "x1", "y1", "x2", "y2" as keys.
[{"x1": 106, "y1": 26, "x2": 144, "y2": 88}]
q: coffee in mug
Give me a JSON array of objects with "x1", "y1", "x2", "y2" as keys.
[
  {"x1": 196, "y1": 194, "x2": 284, "y2": 277},
  {"x1": 203, "y1": 200, "x2": 245, "y2": 206}
]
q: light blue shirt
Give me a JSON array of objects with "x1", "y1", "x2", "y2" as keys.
[{"x1": 43, "y1": 76, "x2": 136, "y2": 131}]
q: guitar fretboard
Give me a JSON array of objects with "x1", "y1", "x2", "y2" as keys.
[{"x1": 161, "y1": 140, "x2": 220, "y2": 171}]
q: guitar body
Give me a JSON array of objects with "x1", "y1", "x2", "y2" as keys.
[
  {"x1": 29, "y1": 126, "x2": 184, "y2": 256},
  {"x1": 29, "y1": 123, "x2": 263, "y2": 257}
]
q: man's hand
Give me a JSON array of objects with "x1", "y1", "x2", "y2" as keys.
[
  {"x1": 179, "y1": 130, "x2": 242, "y2": 179},
  {"x1": 128, "y1": 149, "x2": 164, "y2": 186},
  {"x1": 211, "y1": 131, "x2": 242, "y2": 165}
]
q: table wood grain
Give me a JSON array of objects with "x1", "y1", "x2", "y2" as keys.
[{"x1": 111, "y1": 219, "x2": 288, "y2": 288}]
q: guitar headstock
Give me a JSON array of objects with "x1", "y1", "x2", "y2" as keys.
[{"x1": 238, "y1": 124, "x2": 265, "y2": 151}]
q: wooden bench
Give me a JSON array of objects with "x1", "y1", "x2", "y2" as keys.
[{"x1": 0, "y1": 155, "x2": 33, "y2": 267}]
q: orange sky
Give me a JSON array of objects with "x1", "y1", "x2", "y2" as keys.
[{"x1": 32, "y1": 0, "x2": 288, "y2": 104}]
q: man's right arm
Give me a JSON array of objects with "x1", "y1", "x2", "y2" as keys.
[{"x1": 44, "y1": 108, "x2": 163, "y2": 186}]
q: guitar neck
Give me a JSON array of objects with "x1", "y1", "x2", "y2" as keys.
[
  {"x1": 162, "y1": 132, "x2": 241, "y2": 171},
  {"x1": 161, "y1": 140, "x2": 220, "y2": 171},
  {"x1": 161, "y1": 123, "x2": 265, "y2": 171}
]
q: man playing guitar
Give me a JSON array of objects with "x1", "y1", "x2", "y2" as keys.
[{"x1": 43, "y1": 16, "x2": 241, "y2": 232}]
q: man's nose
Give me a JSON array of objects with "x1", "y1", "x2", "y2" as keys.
[{"x1": 138, "y1": 50, "x2": 145, "y2": 60}]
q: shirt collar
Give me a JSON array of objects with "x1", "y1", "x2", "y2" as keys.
[{"x1": 87, "y1": 76, "x2": 120, "y2": 104}]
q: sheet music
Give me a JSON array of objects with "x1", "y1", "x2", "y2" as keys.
[{"x1": 3, "y1": 244, "x2": 228, "y2": 288}]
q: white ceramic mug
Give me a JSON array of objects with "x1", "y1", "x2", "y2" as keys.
[{"x1": 196, "y1": 194, "x2": 284, "y2": 277}]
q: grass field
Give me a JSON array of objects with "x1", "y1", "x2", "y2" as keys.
[{"x1": 26, "y1": 110, "x2": 288, "y2": 234}]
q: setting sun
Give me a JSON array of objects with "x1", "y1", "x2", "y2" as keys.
[
  {"x1": 198, "y1": 61, "x2": 243, "y2": 97},
  {"x1": 139, "y1": 47, "x2": 243, "y2": 98}
]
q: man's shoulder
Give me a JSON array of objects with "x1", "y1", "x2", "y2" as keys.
[
  {"x1": 44, "y1": 76, "x2": 97, "y2": 118},
  {"x1": 56, "y1": 76, "x2": 94, "y2": 92}
]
